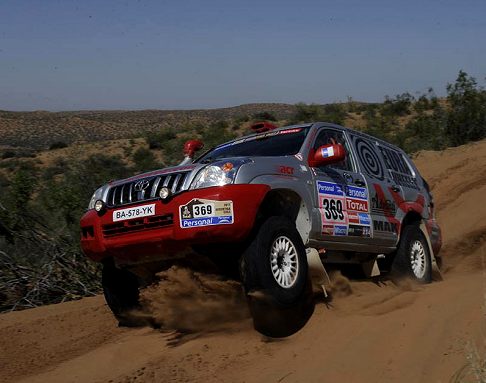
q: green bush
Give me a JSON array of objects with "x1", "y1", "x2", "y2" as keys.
[
  {"x1": 145, "y1": 129, "x2": 177, "y2": 149},
  {"x1": 132, "y1": 147, "x2": 159, "y2": 172},
  {"x1": 382, "y1": 93, "x2": 414, "y2": 117},
  {"x1": 253, "y1": 111, "x2": 277, "y2": 121},
  {"x1": 446, "y1": 70, "x2": 486, "y2": 146},
  {"x1": 291, "y1": 103, "x2": 346, "y2": 125}
]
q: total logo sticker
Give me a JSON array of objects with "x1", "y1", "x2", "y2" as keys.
[{"x1": 180, "y1": 199, "x2": 234, "y2": 228}]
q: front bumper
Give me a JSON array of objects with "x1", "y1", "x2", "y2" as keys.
[{"x1": 80, "y1": 184, "x2": 269, "y2": 263}]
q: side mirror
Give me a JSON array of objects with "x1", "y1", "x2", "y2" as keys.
[
  {"x1": 183, "y1": 139, "x2": 204, "y2": 159},
  {"x1": 308, "y1": 143, "x2": 346, "y2": 168}
]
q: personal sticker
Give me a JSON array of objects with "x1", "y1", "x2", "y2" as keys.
[{"x1": 179, "y1": 199, "x2": 234, "y2": 228}]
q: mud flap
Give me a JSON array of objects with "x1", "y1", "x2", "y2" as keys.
[
  {"x1": 419, "y1": 222, "x2": 443, "y2": 281},
  {"x1": 306, "y1": 248, "x2": 331, "y2": 297},
  {"x1": 362, "y1": 258, "x2": 381, "y2": 278}
]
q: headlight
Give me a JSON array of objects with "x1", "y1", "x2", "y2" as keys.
[
  {"x1": 190, "y1": 159, "x2": 249, "y2": 190},
  {"x1": 88, "y1": 187, "x2": 104, "y2": 210}
]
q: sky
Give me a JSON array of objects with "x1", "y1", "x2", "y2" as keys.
[{"x1": 0, "y1": 0, "x2": 485, "y2": 111}]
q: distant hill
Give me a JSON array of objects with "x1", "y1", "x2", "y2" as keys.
[{"x1": 0, "y1": 103, "x2": 298, "y2": 149}]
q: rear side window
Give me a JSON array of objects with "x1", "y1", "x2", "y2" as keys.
[
  {"x1": 377, "y1": 144, "x2": 419, "y2": 189},
  {"x1": 349, "y1": 134, "x2": 386, "y2": 180}
]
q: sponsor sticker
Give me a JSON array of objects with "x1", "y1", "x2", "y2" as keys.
[
  {"x1": 180, "y1": 199, "x2": 234, "y2": 228},
  {"x1": 373, "y1": 219, "x2": 398, "y2": 233},
  {"x1": 346, "y1": 185, "x2": 368, "y2": 200},
  {"x1": 348, "y1": 224, "x2": 371, "y2": 237},
  {"x1": 346, "y1": 198, "x2": 369, "y2": 213},
  {"x1": 334, "y1": 225, "x2": 348, "y2": 236},
  {"x1": 322, "y1": 225, "x2": 335, "y2": 235},
  {"x1": 358, "y1": 212, "x2": 371, "y2": 226},
  {"x1": 317, "y1": 181, "x2": 344, "y2": 196}
]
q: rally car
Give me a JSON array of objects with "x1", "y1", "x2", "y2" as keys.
[{"x1": 80, "y1": 122, "x2": 442, "y2": 336}]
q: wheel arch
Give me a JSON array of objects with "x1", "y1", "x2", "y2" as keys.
[
  {"x1": 396, "y1": 210, "x2": 443, "y2": 280},
  {"x1": 255, "y1": 188, "x2": 311, "y2": 245},
  {"x1": 399, "y1": 210, "x2": 423, "y2": 237}
]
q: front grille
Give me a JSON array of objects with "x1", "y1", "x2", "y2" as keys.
[
  {"x1": 107, "y1": 172, "x2": 189, "y2": 207},
  {"x1": 102, "y1": 214, "x2": 174, "y2": 237}
]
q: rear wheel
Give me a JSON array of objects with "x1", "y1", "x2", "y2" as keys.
[
  {"x1": 392, "y1": 225, "x2": 432, "y2": 283},
  {"x1": 102, "y1": 259, "x2": 141, "y2": 326}
]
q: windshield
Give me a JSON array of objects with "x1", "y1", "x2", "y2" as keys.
[{"x1": 197, "y1": 127, "x2": 310, "y2": 163}]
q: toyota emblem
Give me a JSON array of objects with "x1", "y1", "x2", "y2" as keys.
[{"x1": 134, "y1": 180, "x2": 150, "y2": 192}]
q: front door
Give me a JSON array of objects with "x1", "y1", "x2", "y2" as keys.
[{"x1": 311, "y1": 128, "x2": 373, "y2": 245}]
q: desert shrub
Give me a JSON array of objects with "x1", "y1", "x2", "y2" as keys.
[
  {"x1": 382, "y1": 93, "x2": 414, "y2": 117},
  {"x1": 446, "y1": 70, "x2": 486, "y2": 146},
  {"x1": 292, "y1": 103, "x2": 322, "y2": 123},
  {"x1": 321, "y1": 104, "x2": 347, "y2": 125},
  {"x1": 1, "y1": 151, "x2": 16, "y2": 159},
  {"x1": 253, "y1": 111, "x2": 277, "y2": 121},
  {"x1": 132, "y1": 147, "x2": 159, "y2": 172},
  {"x1": 235, "y1": 114, "x2": 250, "y2": 123},
  {"x1": 400, "y1": 107, "x2": 448, "y2": 152},
  {"x1": 49, "y1": 141, "x2": 69, "y2": 150},
  {"x1": 200, "y1": 121, "x2": 237, "y2": 150},
  {"x1": 291, "y1": 103, "x2": 346, "y2": 125},
  {"x1": 145, "y1": 129, "x2": 177, "y2": 149}
]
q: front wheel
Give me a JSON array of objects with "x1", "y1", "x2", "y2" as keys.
[
  {"x1": 241, "y1": 216, "x2": 309, "y2": 306},
  {"x1": 241, "y1": 216, "x2": 314, "y2": 337},
  {"x1": 102, "y1": 259, "x2": 141, "y2": 326},
  {"x1": 392, "y1": 225, "x2": 432, "y2": 283}
]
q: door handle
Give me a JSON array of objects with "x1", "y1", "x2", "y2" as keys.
[
  {"x1": 354, "y1": 179, "x2": 365, "y2": 187},
  {"x1": 391, "y1": 185, "x2": 400, "y2": 192}
]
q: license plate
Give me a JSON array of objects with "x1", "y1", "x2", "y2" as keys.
[{"x1": 112, "y1": 204, "x2": 156, "y2": 222}]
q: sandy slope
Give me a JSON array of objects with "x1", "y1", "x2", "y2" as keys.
[{"x1": 2, "y1": 140, "x2": 486, "y2": 383}]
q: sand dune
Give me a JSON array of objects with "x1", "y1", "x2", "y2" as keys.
[{"x1": 2, "y1": 139, "x2": 486, "y2": 383}]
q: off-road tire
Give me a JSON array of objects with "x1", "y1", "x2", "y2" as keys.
[
  {"x1": 102, "y1": 259, "x2": 141, "y2": 326},
  {"x1": 392, "y1": 224, "x2": 432, "y2": 283},
  {"x1": 241, "y1": 216, "x2": 309, "y2": 307}
]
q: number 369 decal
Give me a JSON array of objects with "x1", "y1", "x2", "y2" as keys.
[
  {"x1": 322, "y1": 198, "x2": 345, "y2": 221},
  {"x1": 179, "y1": 198, "x2": 234, "y2": 228}
]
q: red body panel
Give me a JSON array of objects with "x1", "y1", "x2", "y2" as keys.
[{"x1": 80, "y1": 184, "x2": 270, "y2": 264}]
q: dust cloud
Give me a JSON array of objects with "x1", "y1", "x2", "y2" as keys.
[{"x1": 136, "y1": 266, "x2": 250, "y2": 333}]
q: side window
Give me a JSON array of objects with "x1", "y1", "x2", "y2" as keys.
[
  {"x1": 377, "y1": 145, "x2": 419, "y2": 189},
  {"x1": 313, "y1": 129, "x2": 354, "y2": 171},
  {"x1": 350, "y1": 134, "x2": 386, "y2": 180}
]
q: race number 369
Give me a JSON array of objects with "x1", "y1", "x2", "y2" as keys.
[
  {"x1": 193, "y1": 203, "x2": 214, "y2": 218},
  {"x1": 322, "y1": 198, "x2": 345, "y2": 221}
]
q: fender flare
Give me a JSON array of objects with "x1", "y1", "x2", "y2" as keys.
[{"x1": 419, "y1": 221, "x2": 443, "y2": 281}]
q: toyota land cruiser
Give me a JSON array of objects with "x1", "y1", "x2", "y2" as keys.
[{"x1": 80, "y1": 122, "x2": 442, "y2": 336}]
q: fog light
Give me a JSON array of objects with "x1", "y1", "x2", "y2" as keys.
[
  {"x1": 159, "y1": 187, "x2": 171, "y2": 200},
  {"x1": 94, "y1": 200, "x2": 105, "y2": 212}
]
